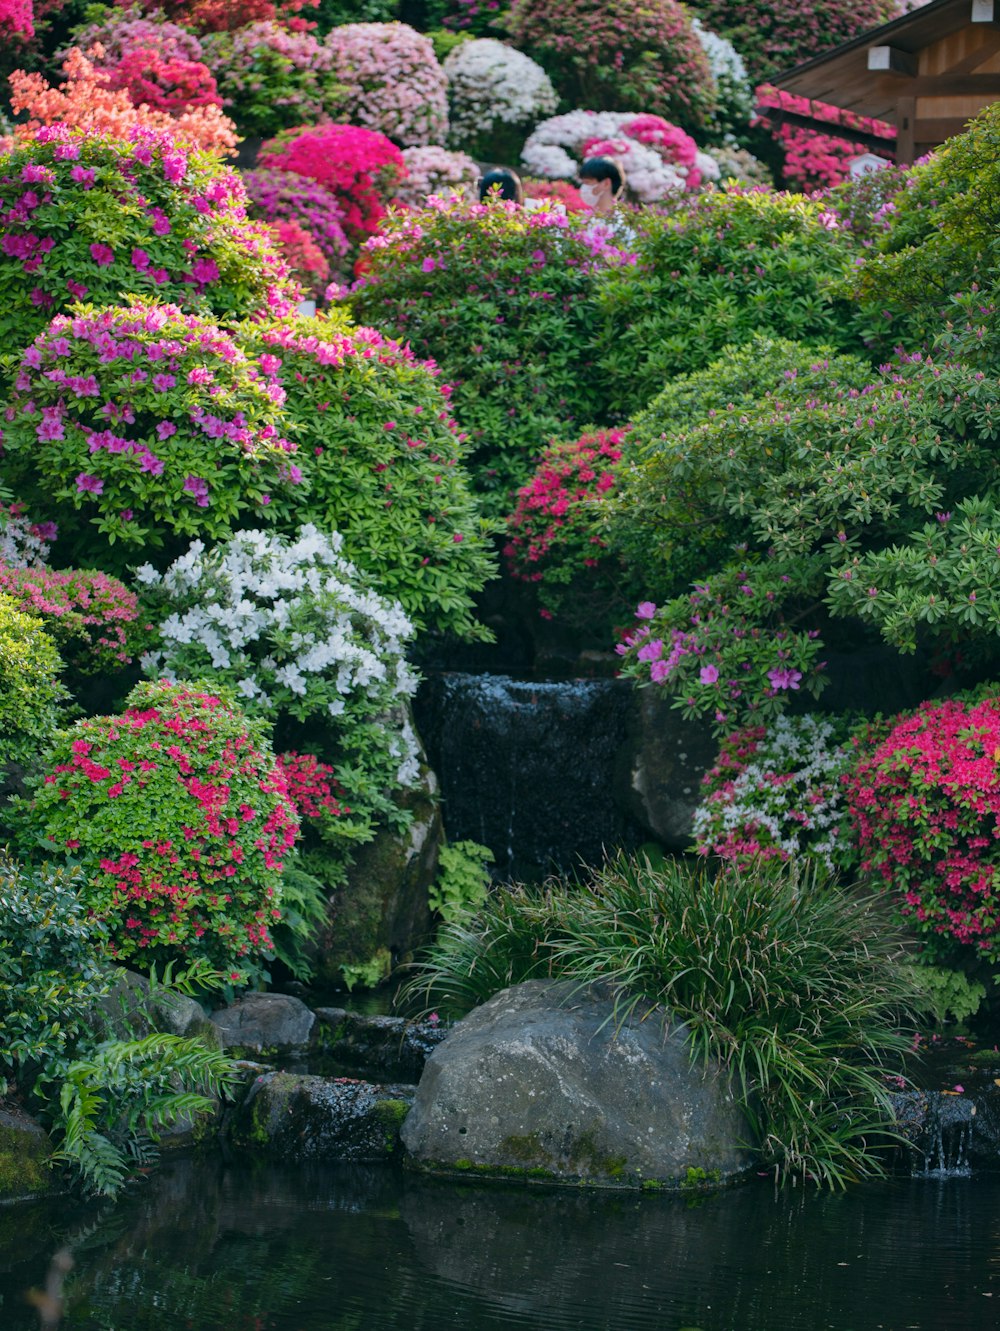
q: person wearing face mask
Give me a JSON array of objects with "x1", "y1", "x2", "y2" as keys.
[{"x1": 578, "y1": 156, "x2": 626, "y2": 217}]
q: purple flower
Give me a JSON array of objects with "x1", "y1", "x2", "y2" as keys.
[
  {"x1": 89, "y1": 242, "x2": 115, "y2": 267},
  {"x1": 635, "y1": 601, "x2": 657, "y2": 619},
  {"x1": 767, "y1": 667, "x2": 803, "y2": 691},
  {"x1": 66, "y1": 279, "x2": 89, "y2": 299},
  {"x1": 699, "y1": 664, "x2": 719, "y2": 685},
  {"x1": 637, "y1": 639, "x2": 664, "y2": 663},
  {"x1": 70, "y1": 166, "x2": 96, "y2": 190},
  {"x1": 649, "y1": 660, "x2": 670, "y2": 683},
  {"x1": 421, "y1": 257, "x2": 437, "y2": 273},
  {"x1": 75, "y1": 473, "x2": 104, "y2": 495},
  {"x1": 132, "y1": 248, "x2": 151, "y2": 271},
  {"x1": 156, "y1": 421, "x2": 178, "y2": 441}
]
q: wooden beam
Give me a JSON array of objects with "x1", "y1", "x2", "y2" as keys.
[
  {"x1": 887, "y1": 74, "x2": 1000, "y2": 94},
  {"x1": 868, "y1": 45, "x2": 918, "y2": 76},
  {"x1": 756, "y1": 106, "x2": 896, "y2": 155},
  {"x1": 896, "y1": 95, "x2": 916, "y2": 164},
  {"x1": 914, "y1": 115, "x2": 980, "y2": 139}
]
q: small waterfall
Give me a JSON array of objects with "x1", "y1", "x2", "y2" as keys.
[
  {"x1": 893, "y1": 1090, "x2": 976, "y2": 1177},
  {"x1": 413, "y1": 672, "x2": 644, "y2": 880}
]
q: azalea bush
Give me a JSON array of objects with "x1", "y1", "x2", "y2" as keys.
[
  {"x1": 323, "y1": 22, "x2": 448, "y2": 148},
  {"x1": 68, "y1": 10, "x2": 206, "y2": 66},
  {"x1": 395, "y1": 146, "x2": 478, "y2": 208},
  {"x1": 845, "y1": 689, "x2": 1000, "y2": 964},
  {"x1": 137, "y1": 527, "x2": 421, "y2": 850},
  {"x1": 200, "y1": 20, "x2": 344, "y2": 138},
  {"x1": 4, "y1": 45, "x2": 238, "y2": 156},
  {"x1": 522, "y1": 109, "x2": 714, "y2": 202},
  {"x1": 241, "y1": 166, "x2": 349, "y2": 273},
  {"x1": 239, "y1": 316, "x2": 494, "y2": 639},
  {"x1": 504, "y1": 427, "x2": 641, "y2": 635},
  {"x1": 258, "y1": 123, "x2": 405, "y2": 242},
  {"x1": 118, "y1": 0, "x2": 315, "y2": 34},
  {"x1": 1, "y1": 302, "x2": 301, "y2": 566},
  {"x1": 595, "y1": 189, "x2": 864, "y2": 415},
  {"x1": 103, "y1": 46, "x2": 221, "y2": 114},
  {"x1": 0, "y1": 500, "x2": 56, "y2": 567},
  {"x1": 276, "y1": 749, "x2": 357, "y2": 889},
  {"x1": 346, "y1": 196, "x2": 633, "y2": 510},
  {"x1": 0, "y1": 565, "x2": 150, "y2": 674},
  {"x1": 22, "y1": 679, "x2": 299, "y2": 983},
  {"x1": 691, "y1": 19, "x2": 752, "y2": 140},
  {"x1": 0, "y1": 123, "x2": 296, "y2": 362},
  {"x1": 266, "y1": 218, "x2": 329, "y2": 297},
  {"x1": 0, "y1": 594, "x2": 68, "y2": 776},
  {"x1": 506, "y1": 0, "x2": 715, "y2": 130},
  {"x1": 443, "y1": 37, "x2": 557, "y2": 161},
  {"x1": 693, "y1": 714, "x2": 858, "y2": 871},
  {"x1": 1, "y1": 0, "x2": 33, "y2": 35},
  {"x1": 755, "y1": 87, "x2": 895, "y2": 192}
]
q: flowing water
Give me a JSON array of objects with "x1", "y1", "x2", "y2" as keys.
[{"x1": 2, "y1": 1158, "x2": 999, "y2": 1331}]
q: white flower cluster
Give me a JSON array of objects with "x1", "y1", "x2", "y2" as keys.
[
  {"x1": 138, "y1": 526, "x2": 420, "y2": 785},
  {"x1": 691, "y1": 20, "x2": 753, "y2": 132},
  {"x1": 693, "y1": 714, "x2": 856, "y2": 872},
  {"x1": 521, "y1": 110, "x2": 718, "y2": 203},
  {"x1": 396, "y1": 145, "x2": 480, "y2": 208},
  {"x1": 0, "y1": 510, "x2": 52, "y2": 567},
  {"x1": 444, "y1": 38, "x2": 557, "y2": 147}
]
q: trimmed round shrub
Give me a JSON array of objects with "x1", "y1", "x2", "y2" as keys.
[
  {"x1": 25, "y1": 679, "x2": 299, "y2": 982},
  {"x1": 693, "y1": 715, "x2": 857, "y2": 872},
  {"x1": 504, "y1": 427, "x2": 641, "y2": 634},
  {"x1": 0, "y1": 123, "x2": 298, "y2": 359},
  {"x1": 345, "y1": 195, "x2": 633, "y2": 511},
  {"x1": 694, "y1": 0, "x2": 901, "y2": 83},
  {"x1": 0, "y1": 593, "x2": 68, "y2": 773},
  {"x1": 395, "y1": 145, "x2": 478, "y2": 208},
  {"x1": 443, "y1": 37, "x2": 557, "y2": 159},
  {"x1": 240, "y1": 316, "x2": 495, "y2": 639},
  {"x1": 1, "y1": 302, "x2": 302, "y2": 566},
  {"x1": 200, "y1": 20, "x2": 344, "y2": 138},
  {"x1": 323, "y1": 22, "x2": 448, "y2": 148},
  {"x1": 595, "y1": 190, "x2": 864, "y2": 416},
  {"x1": 845, "y1": 689, "x2": 1000, "y2": 963},
  {"x1": 102, "y1": 48, "x2": 221, "y2": 114},
  {"x1": 257, "y1": 123, "x2": 405, "y2": 242},
  {"x1": 241, "y1": 167, "x2": 349, "y2": 272},
  {"x1": 68, "y1": 11, "x2": 206, "y2": 65},
  {"x1": 506, "y1": 0, "x2": 716, "y2": 130},
  {"x1": 0, "y1": 565, "x2": 150, "y2": 673},
  {"x1": 137, "y1": 526, "x2": 421, "y2": 846},
  {"x1": 266, "y1": 218, "x2": 329, "y2": 297}
]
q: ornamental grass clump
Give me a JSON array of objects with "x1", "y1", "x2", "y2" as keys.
[
  {"x1": 405, "y1": 854, "x2": 918, "y2": 1188},
  {"x1": 693, "y1": 714, "x2": 858, "y2": 872},
  {"x1": 1, "y1": 302, "x2": 301, "y2": 566},
  {"x1": 0, "y1": 121, "x2": 297, "y2": 358},
  {"x1": 137, "y1": 526, "x2": 421, "y2": 850},
  {"x1": 239, "y1": 315, "x2": 495, "y2": 639},
  {"x1": 23, "y1": 679, "x2": 299, "y2": 984},
  {"x1": 845, "y1": 688, "x2": 1000, "y2": 965}
]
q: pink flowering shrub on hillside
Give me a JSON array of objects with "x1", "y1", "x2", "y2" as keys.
[
  {"x1": 504, "y1": 428, "x2": 641, "y2": 632},
  {"x1": 104, "y1": 47, "x2": 222, "y2": 114},
  {"x1": 0, "y1": 123, "x2": 295, "y2": 356},
  {"x1": 507, "y1": 0, "x2": 715, "y2": 130},
  {"x1": 845, "y1": 690, "x2": 1000, "y2": 963},
  {"x1": 26, "y1": 679, "x2": 299, "y2": 983},
  {"x1": 258, "y1": 124, "x2": 405, "y2": 242},
  {"x1": 69, "y1": 10, "x2": 205, "y2": 65},
  {"x1": 323, "y1": 22, "x2": 448, "y2": 148},
  {"x1": 1, "y1": 303, "x2": 301, "y2": 563},
  {"x1": 266, "y1": 218, "x2": 330, "y2": 297},
  {"x1": 0, "y1": 565, "x2": 150, "y2": 673},
  {"x1": 241, "y1": 167, "x2": 348, "y2": 271}
]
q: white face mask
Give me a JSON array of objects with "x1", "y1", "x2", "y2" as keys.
[{"x1": 579, "y1": 182, "x2": 601, "y2": 208}]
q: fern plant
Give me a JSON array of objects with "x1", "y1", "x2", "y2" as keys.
[{"x1": 52, "y1": 1033, "x2": 240, "y2": 1197}]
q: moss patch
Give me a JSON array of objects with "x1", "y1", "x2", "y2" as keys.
[{"x1": 0, "y1": 1122, "x2": 58, "y2": 1202}]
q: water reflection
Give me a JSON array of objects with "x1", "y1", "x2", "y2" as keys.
[{"x1": 2, "y1": 1159, "x2": 999, "y2": 1331}]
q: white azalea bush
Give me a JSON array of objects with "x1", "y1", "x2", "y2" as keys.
[
  {"x1": 396, "y1": 146, "x2": 479, "y2": 207},
  {"x1": 693, "y1": 714, "x2": 858, "y2": 872},
  {"x1": 444, "y1": 38, "x2": 558, "y2": 157},
  {"x1": 521, "y1": 109, "x2": 720, "y2": 202},
  {"x1": 138, "y1": 526, "x2": 421, "y2": 855},
  {"x1": 692, "y1": 19, "x2": 753, "y2": 137}
]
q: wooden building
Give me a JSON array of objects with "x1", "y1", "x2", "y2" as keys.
[{"x1": 768, "y1": 0, "x2": 1000, "y2": 163}]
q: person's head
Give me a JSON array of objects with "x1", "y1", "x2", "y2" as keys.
[
  {"x1": 478, "y1": 168, "x2": 524, "y2": 205},
  {"x1": 578, "y1": 157, "x2": 626, "y2": 216}
]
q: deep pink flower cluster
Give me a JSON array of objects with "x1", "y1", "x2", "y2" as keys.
[
  {"x1": 0, "y1": 564, "x2": 150, "y2": 673},
  {"x1": 845, "y1": 691, "x2": 1000, "y2": 961},
  {"x1": 104, "y1": 46, "x2": 222, "y2": 114},
  {"x1": 755, "y1": 86, "x2": 895, "y2": 191},
  {"x1": 30, "y1": 680, "x2": 300, "y2": 980},
  {"x1": 242, "y1": 167, "x2": 348, "y2": 271},
  {"x1": 258, "y1": 124, "x2": 406, "y2": 243},
  {"x1": 0, "y1": 0, "x2": 33, "y2": 36},
  {"x1": 277, "y1": 751, "x2": 349, "y2": 832},
  {"x1": 117, "y1": 0, "x2": 313, "y2": 35},
  {"x1": 266, "y1": 219, "x2": 329, "y2": 297}
]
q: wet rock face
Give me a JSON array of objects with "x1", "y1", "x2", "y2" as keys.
[
  {"x1": 314, "y1": 1008, "x2": 448, "y2": 1083},
  {"x1": 210, "y1": 993, "x2": 316, "y2": 1055},
  {"x1": 414, "y1": 673, "x2": 644, "y2": 879},
  {"x1": 401, "y1": 980, "x2": 755, "y2": 1189},
  {"x1": 0, "y1": 1104, "x2": 59, "y2": 1202},
  {"x1": 226, "y1": 1071, "x2": 414, "y2": 1163}
]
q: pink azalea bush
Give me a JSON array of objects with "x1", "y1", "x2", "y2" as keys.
[
  {"x1": 0, "y1": 0, "x2": 33, "y2": 36},
  {"x1": 1, "y1": 302, "x2": 301, "y2": 561},
  {"x1": 395, "y1": 146, "x2": 479, "y2": 208},
  {"x1": 755, "y1": 87, "x2": 895, "y2": 191},
  {"x1": 323, "y1": 22, "x2": 448, "y2": 148},
  {"x1": 241, "y1": 167, "x2": 349, "y2": 272},
  {"x1": 0, "y1": 565, "x2": 150, "y2": 673},
  {"x1": 693, "y1": 714, "x2": 857, "y2": 871},
  {"x1": 506, "y1": 0, "x2": 716, "y2": 130},
  {"x1": 26, "y1": 679, "x2": 299, "y2": 983},
  {"x1": 258, "y1": 124, "x2": 405, "y2": 242},
  {"x1": 0, "y1": 123, "x2": 297, "y2": 355},
  {"x1": 69, "y1": 9, "x2": 205, "y2": 66},
  {"x1": 104, "y1": 47, "x2": 222, "y2": 114},
  {"x1": 114, "y1": 0, "x2": 314, "y2": 35},
  {"x1": 845, "y1": 689, "x2": 1000, "y2": 962},
  {"x1": 266, "y1": 218, "x2": 330, "y2": 297}
]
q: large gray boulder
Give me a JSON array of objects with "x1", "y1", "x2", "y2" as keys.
[
  {"x1": 210, "y1": 992, "x2": 315, "y2": 1054},
  {"x1": 401, "y1": 980, "x2": 754, "y2": 1188}
]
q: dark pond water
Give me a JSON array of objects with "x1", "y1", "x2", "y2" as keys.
[{"x1": 2, "y1": 1158, "x2": 999, "y2": 1331}]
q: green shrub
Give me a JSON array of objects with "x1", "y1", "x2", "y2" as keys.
[
  {"x1": 22, "y1": 680, "x2": 299, "y2": 986},
  {"x1": 405, "y1": 854, "x2": 918, "y2": 1187},
  {"x1": 0, "y1": 593, "x2": 69, "y2": 775},
  {"x1": 238, "y1": 315, "x2": 495, "y2": 640},
  {"x1": 428, "y1": 839, "x2": 494, "y2": 921},
  {"x1": 345, "y1": 196, "x2": 630, "y2": 512},
  {"x1": 595, "y1": 192, "x2": 863, "y2": 417}
]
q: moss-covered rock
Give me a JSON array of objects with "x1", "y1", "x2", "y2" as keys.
[{"x1": 0, "y1": 1104, "x2": 60, "y2": 1203}]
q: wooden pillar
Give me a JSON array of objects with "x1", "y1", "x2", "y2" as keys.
[{"x1": 895, "y1": 95, "x2": 917, "y2": 164}]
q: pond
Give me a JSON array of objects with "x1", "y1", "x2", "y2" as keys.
[{"x1": 2, "y1": 1158, "x2": 998, "y2": 1331}]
